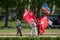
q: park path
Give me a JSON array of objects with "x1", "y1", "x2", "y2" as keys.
[{"x1": 0, "y1": 33, "x2": 60, "y2": 36}]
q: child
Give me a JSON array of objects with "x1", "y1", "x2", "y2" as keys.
[{"x1": 16, "y1": 19, "x2": 22, "y2": 36}]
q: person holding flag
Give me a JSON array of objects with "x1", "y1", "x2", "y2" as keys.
[
  {"x1": 28, "y1": 9, "x2": 38, "y2": 36},
  {"x1": 37, "y1": 19, "x2": 40, "y2": 36},
  {"x1": 22, "y1": 9, "x2": 38, "y2": 36},
  {"x1": 30, "y1": 19, "x2": 38, "y2": 36},
  {"x1": 37, "y1": 2, "x2": 51, "y2": 35}
]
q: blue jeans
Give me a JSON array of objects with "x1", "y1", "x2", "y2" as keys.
[{"x1": 48, "y1": 25, "x2": 52, "y2": 29}]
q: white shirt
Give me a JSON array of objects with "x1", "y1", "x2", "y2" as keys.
[{"x1": 48, "y1": 20, "x2": 53, "y2": 25}]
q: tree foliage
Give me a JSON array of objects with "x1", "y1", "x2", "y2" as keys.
[
  {"x1": 0, "y1": 0, "x2": 16, "y2": 8},
  {"x1": 0, "y1": 0, "x2": 60, "y2": 27}
]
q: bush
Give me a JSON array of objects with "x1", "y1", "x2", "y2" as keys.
[{"x1": 0, "y1": 36, "x2": 60, "y2": 40}]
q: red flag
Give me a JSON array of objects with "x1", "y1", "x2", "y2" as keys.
[
  {"x1": 22, "y1": 9, "x2": 31, "y2": 24},
  {"x1": 38, "y1": 15, "x2": 48, "y2": 35},
  {"x1": 28, "y1": 9, "x2": 37, "y2": 26},
  {"x1": 22, "y1": 9, "x2": 37, "y2": 26}
]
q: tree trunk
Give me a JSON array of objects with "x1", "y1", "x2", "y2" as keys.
[
  {"x1": 16, "y1": 7, "x2": 19, "y2": 18},
  {"x1": 50, "y1": 1, "x2": 56, "y2": 15},
  {"x1": 4, "y1": 7, "x2": 8, "y2": 27},
  {"x1": 27, "y1": 0, "x2": 31, "y2": 11},
  {"x1": 51, "y1": 4, "x2": 56, "y2": 15},
  {"x1": 28, "y1": 3, "x2": 30, "y2": 11}
]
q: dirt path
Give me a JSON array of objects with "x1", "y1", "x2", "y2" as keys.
[{"x1": 0, "y1": 33, "x2": 60, "y2": 36}]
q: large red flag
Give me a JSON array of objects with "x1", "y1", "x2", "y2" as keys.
[
  {"x1": 28, "y1": 9, "x2": 37, "y2": 26},
  {"x1": 38, "y1": 15, "x2": 48, "y2": 35},
  {"x1": 22, "y1": 9, "x2": 37, "y2": 26},
  {"x1": 22, "y1": 9, "x2": 31, "y2": 24}
]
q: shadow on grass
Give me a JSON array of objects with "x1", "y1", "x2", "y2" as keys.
[{"x1": 0, "y1": 26, "x2": 15, "y2": 29}]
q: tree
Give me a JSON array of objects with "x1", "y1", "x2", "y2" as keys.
[
  {"x1": 0, "y1": 0, "x2": 16, "y2": 27},
  {"x1": 16, "y1": 0, "x2": 30, "y2": 19}
]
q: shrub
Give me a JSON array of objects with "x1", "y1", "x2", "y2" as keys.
[{"x1": 0, "y1": 36, "x2": 60, "y2": 40}]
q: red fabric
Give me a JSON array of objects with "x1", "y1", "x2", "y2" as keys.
[
  {"x1": 28, "y1": 9, "x2": 37, "y2": 26},
  {"x1": 38, "y1": 15, "x2": 48, "y2": 35},
  {"x1": 22, "y1": 9, "x2": 37, "y2": 26},
  {"x1": 22, "y1": 9, "x2": 31, "y2": 24},
  {"x1": 40, "y1": 25, "x2": 44, "y2": 35}
]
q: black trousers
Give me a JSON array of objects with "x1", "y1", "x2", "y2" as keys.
[
  {"x1": 16, "y1": 28, "x2": 22, "y2": 36},
  {"x1": 37, "y1": 26, "x2": 40, "y2": 36}
]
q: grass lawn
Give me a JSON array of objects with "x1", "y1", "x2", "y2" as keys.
[
  {"x1": 45, "y1": 29, "x2": 60, "y2": 33},
  {"x1": 0, "y1": 21, "x2": 60, "y2": 34},
  {"x1": 0, "y1": 29, "x2": 60, "y2": 33},
  {"x1": 0, "y1": 20, "x2": 29, "y2": 28},
  {"x1": 0, "y1": 29, "x2": 30, "y2": 33}
]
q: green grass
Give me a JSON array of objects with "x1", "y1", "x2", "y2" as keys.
[
  {"x1": 0, "y1": 36, "x2": 60, "y2": 40},
  {"x1": 0, "y1": 21, "x2": 4, "y2": 26},
  {"x1": 45, "y1": 29, "x2": 60, "y2": 33},
  {"x1": 0, "y1": 29, "x2": 60, "y2": 33},
  {"x1": 0, "y1": 21, "x2": 60, "y2": 34},
  {"x1": 0, "y1": 20, "x2": 29, "y2": 28},
  {"x1": 0, "y1": 29, "x2": 30, "y2": 33}
]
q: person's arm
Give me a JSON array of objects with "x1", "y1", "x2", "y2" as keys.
[{"x1": 16, "y1": 22, "x2": 18, "y2": 26}]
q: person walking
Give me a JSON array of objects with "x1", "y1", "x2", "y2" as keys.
[
  {"x1": 16, "y1": 19, "x2": 22, "y2": 36},
  {"x1": 37, "y1": 20, "x2": 40, "y2": 36},
  {"x1": 30, "y1": 20, "x2": 38, "y2": 36}
]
